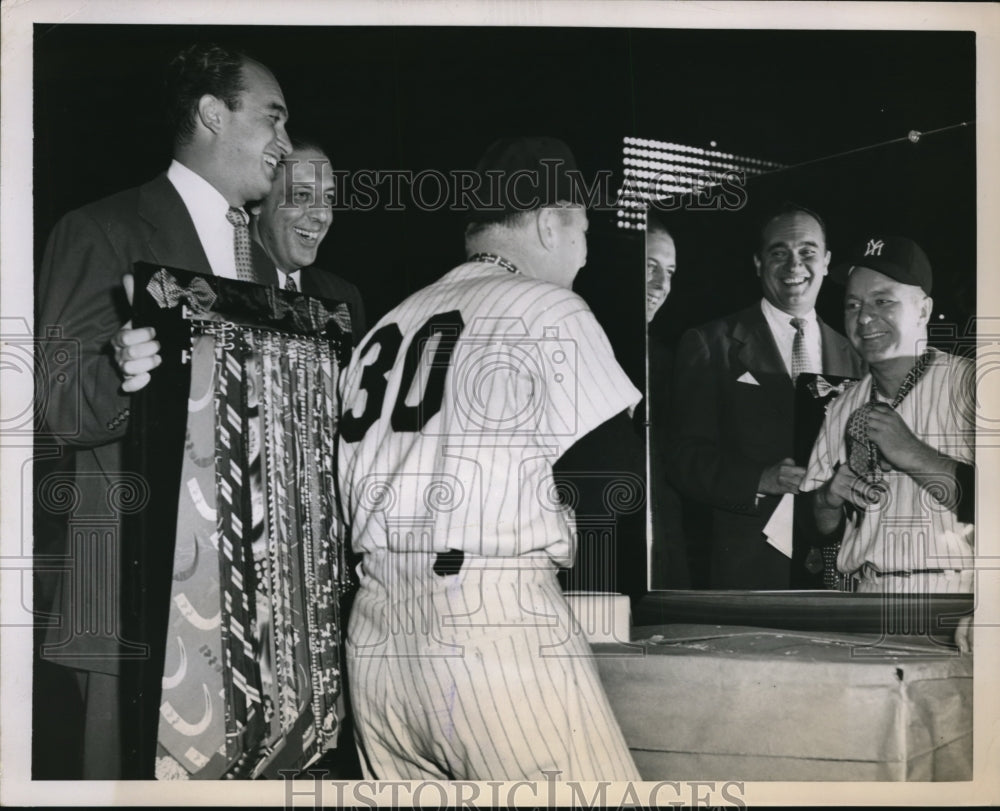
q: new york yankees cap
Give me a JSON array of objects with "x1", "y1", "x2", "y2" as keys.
[
  {"x1": 832, "y1": 235, "x2": 932, "y2": 295},
  {"x1": 466, "y1": 136, "x2": 580, "y2": 223}
]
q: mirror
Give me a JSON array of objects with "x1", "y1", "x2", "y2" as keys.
[{"x1": 643, "y1": 124, "x2": 976, "y2": 634}]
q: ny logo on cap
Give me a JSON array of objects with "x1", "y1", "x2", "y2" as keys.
[{"x1": 864, "y1": 239, "x2": 885, "y2": 257}]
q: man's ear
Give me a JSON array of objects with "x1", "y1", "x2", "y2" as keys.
[
  {"x1": 753, "y1": 253, "x2": 762, "y2": 277},
  {"x1": 197, "y1": 94, "x2": 225, "y2": 135},
  {"x1": 920, "y1": 294, "x2": 934, "y2": 326},
  {"x1": 822, "y1": 249, "x2": 831, "y2": 276},
  {"x1": 536, "y1": 207, "x2": 559, "y2": 252}
]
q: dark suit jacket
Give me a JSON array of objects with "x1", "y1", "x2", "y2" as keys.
[
  {"x1": 36, "y1": 172, "x2": 277, "y2": 675},
  {"x1": 646, "y1": 332, "x2": 692, "y2": 589},
  {"x1": 665, "y1": 302, "x2": 864, "y2": 589},
  {"x1": 300, "y1": 266, "x2": 367, "y2": 343}
]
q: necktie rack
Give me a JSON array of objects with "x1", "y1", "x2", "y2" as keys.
[{"x1": 122, "y1": 263, "x2": 353, "y2": 779}]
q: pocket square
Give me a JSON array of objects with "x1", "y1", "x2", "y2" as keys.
[{"x1": 737, "y1": 371, "x2": 760, "y2": 385}]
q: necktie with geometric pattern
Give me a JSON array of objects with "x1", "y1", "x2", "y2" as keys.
[
  {"x1": 284, "y1": 274, "x2": 298, "y2": 293},
  {"x1": 225, "y1": 207, "x2": 256, "y2": 282},
  {"x1": 790, "y1": 316, "x2": 814, "y2": 382}
]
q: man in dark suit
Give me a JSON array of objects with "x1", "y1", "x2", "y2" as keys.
[
  {"x1": 644, "y1": 217, "x2": 692, "y2": 589},
  {"x1": 248, "y1": 142, "x2": 366, "y2": 778},
  {"x1": 665, "y1": 205, "x2": 864, "y2": 590},
  {"x1": 34, "y1": 43, "x2": 291, "y2": 778},
  {"x1": 250, "y1": 142, "x2": 366, "y2": 340}
]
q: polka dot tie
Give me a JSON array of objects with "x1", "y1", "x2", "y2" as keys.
[
  {"x1": 284, "y1": 274, "x2": 298, "y2": 293},
  {"x1": 790, "y1": 317, "x2": 812, "y2": 382},
  {"x1": 225, "y1": 207, "x2": 256, "y2": 282}
]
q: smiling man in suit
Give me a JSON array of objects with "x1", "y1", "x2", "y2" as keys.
[
  {"x1": 250, "y1": 142, "x2": 366, "y2": 341},
  {"x1": 35, "y1": 42, "x2": 291, "y2": 778},
  {"x1": 665, "y1": 204, "x2": 864, "y2": 589}
]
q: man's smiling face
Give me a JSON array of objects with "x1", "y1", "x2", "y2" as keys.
[
  {"x1": 754, "y1": 211, "x2": 830, "y2": 316},
  {"x1": 256, "y1": 147, "x2": 335, "y2": 272},
  {"x1": 844, "y1": 266, "x2": 931, "y2": 364}
]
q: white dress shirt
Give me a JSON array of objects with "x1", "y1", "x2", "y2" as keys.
[
  {"x1": 757, "y1": 298, "x2": 823, "y2": 533},
  {"x1": 760, "y1": 297, "x2": 822, "y2": 378},
  {"x1": 276, "y1": 269, "x2": 302, "y2": 291},
  {"x1": 167, "y1": 159, "x2": 242, "y2": 280}
]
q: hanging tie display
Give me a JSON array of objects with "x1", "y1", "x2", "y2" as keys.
[{"x1": 123, "y1": 263, "x2": 353, "y2": 780}]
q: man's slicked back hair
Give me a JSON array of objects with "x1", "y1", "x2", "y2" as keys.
[{"x1": 165, "y1": 43, "x2": 250, "y2": 147}]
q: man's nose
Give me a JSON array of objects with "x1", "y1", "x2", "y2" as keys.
[
  {"x1": 276, "y1": 125, "x2": 292, "y2": 157},
  {"x1": 310, "y1": 204, "x2": 333, "y2": 224}
]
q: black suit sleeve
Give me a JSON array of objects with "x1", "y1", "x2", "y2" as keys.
[
  {"x1": 955, "y1": 462, "x2": 974, "y2": 525},
  {"x1": 554, "y1": 409, "x2": 647, "y2": 599},
  {"x1": 348, "y1": 288, "x2": 367, "y2": 342},
  {"x1": 37, "y1": 208, "x2": 133, "y2": 446},
  {"x1": 665, "y1": 327, "x2": 764, "y2": 513}
]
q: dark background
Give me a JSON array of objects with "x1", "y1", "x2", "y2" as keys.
[
  {"x1": 33, "y1": 24, "x2": 977, "y2": 589},
  {"x1": 34, "y1": 25, "x2": 976, "y2": 346}
]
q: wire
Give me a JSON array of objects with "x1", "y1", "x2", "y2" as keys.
[{"x1": 773, "y1": 121, "x2": 974, "y2": 175}]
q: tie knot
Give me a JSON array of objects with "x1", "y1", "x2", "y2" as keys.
[
  {"x1": 226, "y1": 207, "x2": 248, "y2": 228},
  {"x1": 790, "y1": 317, "x2": 806, "y2": 333}
]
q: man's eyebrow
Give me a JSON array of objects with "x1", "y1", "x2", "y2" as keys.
[
  {"x1": 266, "y1": 101, "x2": 288, "y2": 119},
  {"x1": 847, "y1": 287, "x2": 896, "y2": 299}
]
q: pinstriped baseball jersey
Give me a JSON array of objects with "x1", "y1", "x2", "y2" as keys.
[
  {"x1": 337, "y1": 258, "x2": 642, "y2": 781},
  {"x1": 337, "y1": 260, "x2": 641, "y2": 567},
  {"x1": 801, "y1": 347, "x2": 975, "y2": 580}
]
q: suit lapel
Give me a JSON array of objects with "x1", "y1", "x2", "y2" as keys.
[
  {"x1": 732, "y1": 304, "x2": 794, "y2": 416},
  {"x1": 137, "y1": 175, "x2": 213, "y2": 276},
  {"x1": 819, "y1": 318, "x2": 863, "y2": 378},
  {"x1": 300, "y1": 268, "x2": 317, "y2": 297},
  {"x1": 139, "y1": 174, "x2": 279, "y2": 288},
  {"x1": 250, "y1": 240, "x2": 279, "y2": 287}
]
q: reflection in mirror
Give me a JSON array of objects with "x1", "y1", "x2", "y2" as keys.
[{"x1": 645, "y1": 126, "x2": 976, "y2": 623}]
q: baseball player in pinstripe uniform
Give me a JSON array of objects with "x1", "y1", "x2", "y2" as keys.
[
  {"x1": 337, "y1": 137, "x2": 643, "y2": 780},
  {"x1": 803, "y1": 236, "x2": 975, "y2": 602}
]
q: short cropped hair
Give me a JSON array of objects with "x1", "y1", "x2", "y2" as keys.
[
  {"x1": 463, "y1": 204, "x2": 581, "y2": 243},
  {"x1": 464, "y1": 209, "x2": 536, "y2": 239},
  {"x1": 646, "y1": 210, "x2": 673, "y2": 240},
  {"x1": 286, "y1": 138, "x2": 330, "y2": 161},
  {"x1": 756, "y1": 202, "x2": 828, "y2": 255},
  {"x1": 165, "y1": 43, "x2": 249, "y2": 147}
]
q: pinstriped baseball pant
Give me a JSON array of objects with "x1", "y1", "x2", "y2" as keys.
[
  {"x1": 346, "y1": 549, "x2": 640, "y2": 781},
  {"x1": 855, "y1": 567, "x2": 974, "y2": 594}
]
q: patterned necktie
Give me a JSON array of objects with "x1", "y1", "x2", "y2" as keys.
[
  {"x1": 225, "y1": 207, "x2": 256, "y2": 282},
  {"x1": 284, "y1": 274, "x2": 298, "y2": 293},
  {"x1": 156, "y1": 332, "x2": 228, "y2": 778},
  {"x1": 790, "y1": 317, "x2": 812, "y2": 382}
]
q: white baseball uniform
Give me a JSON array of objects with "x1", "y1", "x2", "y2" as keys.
[
  {"x1": 801, "y1": 347, "x2": 975, "y2": 593},
  {"x1": 338, "y1": 258, "x2": 642, "y2": 780}
]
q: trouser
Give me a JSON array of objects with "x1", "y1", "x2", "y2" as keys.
[
  {"x1": 346, "y1": 548, "x2": 640, "y2": 782},
  {"x1": 854, "y1": 565, "x2": 974, "y2": 594},
  {"x1": 33, "y1": 661, "x2": 122, "y2": 779}
]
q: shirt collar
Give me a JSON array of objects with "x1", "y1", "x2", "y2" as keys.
[
  {"x1": 167, "y1": 159, "x2": 234, "y2": 224},
  {"x1": 760, "y1": 297, "x2": 817, "y2": 330},
  {"x1": 276, "y1": 268, "x2": 302, "y2": 290}
]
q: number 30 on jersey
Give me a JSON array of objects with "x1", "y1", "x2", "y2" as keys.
[{"x1": 340, "y1": 310, "x2": 465, "y2": 443}]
